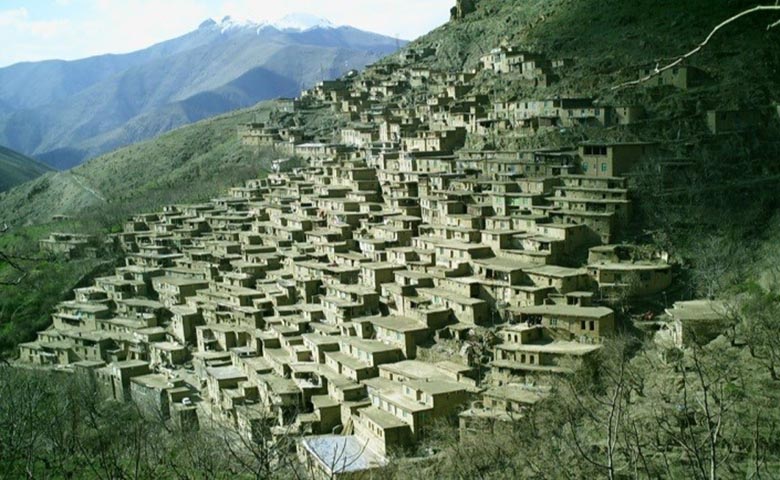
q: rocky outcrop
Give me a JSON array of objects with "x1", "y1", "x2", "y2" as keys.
[{"x1": 451, "y1": 0, "x2": 479, "y2": 21}]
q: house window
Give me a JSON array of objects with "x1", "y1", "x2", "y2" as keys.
[
  {"x1": 584, "y1": 145, "x2": 607, "y2": 155},
  {"x1": 589, "y1": 321, "x2": 595, "y2": 331},
  {"x1": 580, "y1": 320, "x2": 586, "y2": 330},
  {"x1": 601, "y1": 163, "x2": 608, "y2": 172}
]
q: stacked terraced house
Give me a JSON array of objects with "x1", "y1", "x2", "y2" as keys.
[{"x1": 19, "y1": 43, "x2": 686, "y2": 478}]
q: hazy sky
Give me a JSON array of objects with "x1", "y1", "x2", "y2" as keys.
[{"x1": 0, "y1": 0, "x2": 452, "y2": 67}]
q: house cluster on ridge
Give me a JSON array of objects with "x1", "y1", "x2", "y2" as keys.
[{"x1": 22, "y1": 35, "x2": 733, "y2": 478}]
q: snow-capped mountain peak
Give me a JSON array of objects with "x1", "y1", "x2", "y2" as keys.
[
  {"x1": 215, "y1": 15, "x2": 268, "y2": 34},
  {"x1": 200, "y1": 13, "x2": 337, "y2": 35},
  {"x1": 271, "y1": 13, "x2": 336, "y2": 32}
]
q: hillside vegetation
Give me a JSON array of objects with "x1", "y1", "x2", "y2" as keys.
[
  {"x1": 412, "y1": 0, "x2": 778, "y2": 100},
  {"x1": 0, "y1": 102, "x2": 281, "y2": 228},
  {"x1": 0, "y1": 145, "x2": 52, "y2": 193},
  {"x1": 411, "y1": 0, "x2": 780, "y2": 280}
]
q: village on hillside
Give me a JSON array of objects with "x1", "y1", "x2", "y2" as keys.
[{"x1": 18, "y1": 34, "x2": 748, "y2": 477}]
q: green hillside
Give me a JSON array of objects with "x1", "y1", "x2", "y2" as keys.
[
  {"x1": 0, "y1": 101, "x2": 286, "y2": 351},
  {"x1": 0, "y1": 145, "x2": 53, "y2": 192},
  {"x1": 0, "y1": 102, "x2": 275, "y2": 227},
  {"x1": 1, "y1": 0, "x2": 777, "y2": 289}
]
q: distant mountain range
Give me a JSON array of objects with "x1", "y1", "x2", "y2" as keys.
[
  {"x1": 0, "y1": 14, "x2": 405, "y2": 169},
  {"x1": 0, "y1": 145, "x2": 52, "y2": 193}
]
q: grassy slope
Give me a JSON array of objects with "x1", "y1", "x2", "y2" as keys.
[
  {"x1": 0, "y1": 101, "x2": 279, "y2": 228},
  {"x1": 0, "y1": 145, "x2": 53, "y2": 193},
  {"x1": 0, "y1": 219, "x2": 112, "y2": 352},
  {"x1": 0, "y1": 101, "x2": 281, "y2": 355}
]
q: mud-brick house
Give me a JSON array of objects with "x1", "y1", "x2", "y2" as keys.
[{"x1": 578, "y1": 142, "x2": 657, "y2": 178}]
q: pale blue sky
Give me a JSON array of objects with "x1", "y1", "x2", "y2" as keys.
[{"x1": 0, "y1": 0, "x2": 452, "y2": 67}]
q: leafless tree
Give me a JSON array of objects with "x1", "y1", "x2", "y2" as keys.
[
  {"x1": 560, "y1": 338, "x2": 645, "y2": 480},
  {"x1": 213, "y1": 407, "x2": 303, "y2": 480},
  {"x1": 688, "y1": 234, "x2": 750, "y2": 299},
  {"x1": 602, "y1": 271, "x2": 643, "y2": 316},
  {"x1": 614, "y1": 4, "x2": 780, "y2": 90},
  {"x1": 319, "y1": 435, "x2": 372, "y2": 480},
  {"x1": 0, "y1": 366, "x2": 54, "y2": 480},
  {"x1": 0, "y1": 223, "x2": 30, "y2": 286},
  {"x1": 648, "y1": 341, "x2": 744, "y2": 480},
  {"x1": 737, "y1": 286, "x2": 780, "y2": 380}
]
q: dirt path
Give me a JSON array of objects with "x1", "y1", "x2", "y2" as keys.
[{"x1": 66, "y1": 172, "x2": 106, "y2": 202}]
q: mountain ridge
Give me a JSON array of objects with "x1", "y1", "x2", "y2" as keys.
[
  {"x1": 0, "y1": 16, "x2": 405, "y2": 169},
  {"x1": 204, "y1": 13, "x2": 338, "y2": 33}
]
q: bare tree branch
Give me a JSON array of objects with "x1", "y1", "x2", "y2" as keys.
[
  {"x1": 0, "y1": 223, "x2": 50, "y2": 286},
  {"x1": 0, "y1": 224, "x2": 29, "y2": 286},
  {"x1": 613, "y1": 4, "x2": 780, "y2": 90},
  {"x1": 0, "y1": 226, "x2": 29, "y2": 286}
]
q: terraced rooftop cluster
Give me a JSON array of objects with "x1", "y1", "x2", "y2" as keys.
[{"x1": 17, "y1": 36, "x2": 743, "y2": 477}]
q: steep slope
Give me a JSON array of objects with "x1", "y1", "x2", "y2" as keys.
[
  {"x1": 398, "y1": 0, "x2": 780, "y2": 247},
  {"x1": 2, "y1": 0, "x2": 778, "y2": 235},
  {"x1": 402, "y1": 0, "x2": 779, "y2": 105},
  {"x1": 0, "y1": 25, "x2": 221, "y2": 113},
  {"x1": 0, "y1": 101, "x2": 283, "y2": 227},
  {"x1": 3, "y1": 5, "x2": 780, "y2": 479},
  {"x1": 0, "y1": 15, "x2": 405, "y2": 169},
  {"x1": 0, "y1": 145, "x2": 53, "y2": 193}
]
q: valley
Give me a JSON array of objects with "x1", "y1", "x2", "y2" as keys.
[{"x1": 0, "y1": 14, "x2": 405, "y2": 169}]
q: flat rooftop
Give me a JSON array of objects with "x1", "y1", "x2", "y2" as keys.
[
  {"x1": 206, "y1": 366, "x2": 246, "y2": 381},
  {"x1": 498, "y1": 341, "x2": 601, "y2": 355},
  {"x1": 301, "y1": 435, "x2": 388, "y2": 474},
  {"x1": 517, "y1": 304, "x2": 613, "y2": 319},
  {"x1": 666, "y1": 300, "x2": 727, "y2": 321}
]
